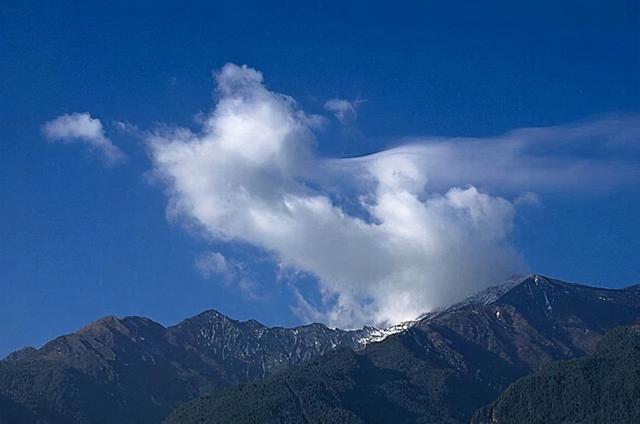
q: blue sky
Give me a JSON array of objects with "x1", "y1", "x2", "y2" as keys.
[{"x1": 1, "y1": 0, "x2": 639, "y2": 356}]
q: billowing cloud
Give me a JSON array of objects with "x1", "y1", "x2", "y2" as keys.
[
  {"x1": 148, "y1": 64, "x2": 640, "y2": 328},
  {"x1": 42, "y1": 113, "x2": 125, "y2": 164}
]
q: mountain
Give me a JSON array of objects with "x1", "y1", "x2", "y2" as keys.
[
  {"x1": 0, "y1": 310, "x2": 378, "y2": 423},
  {"x1": 165, "y1": 275, "x2": 640, "y2": 424},
  {"x1": 3, "y1": 274, "x2": 639, "y2": 423},
  {"x1": 472, "y1": 325, "x2": 640, "y2": 424}
]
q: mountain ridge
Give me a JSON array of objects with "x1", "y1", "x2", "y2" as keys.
[
  {"x1": 0, "y1": 305, "x2": 384, "y2": 423},
  {"x1": 2, "y1": 274, "x2": 639, "y2": 423},
  {"x1": 4, "y1": 273, "x2": 613, "y2": 362},
  {"x1": 166, "y1": 274, "x2": 640, "y2": 423}
]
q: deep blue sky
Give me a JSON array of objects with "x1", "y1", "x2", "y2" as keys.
[{"x1": 1, "y1": 0, "x2": 639, "y2": 357}]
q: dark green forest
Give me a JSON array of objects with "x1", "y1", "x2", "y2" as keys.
[{"x1": 473, "y1": 326, "x2": 640, "y2": 424}]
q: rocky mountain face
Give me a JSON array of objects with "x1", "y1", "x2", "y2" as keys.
[
  {"x1": 0, "y1": 310, "x2": 378, "y2": 423},
  {"x1": 472, "y1": 325, "x2": 640, "y2": 424},
  {"x1": 166, "y1": 275, "x2": 640, "y2": 424}
]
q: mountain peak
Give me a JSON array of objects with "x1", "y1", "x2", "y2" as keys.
[
  {"x1": 177, "y1": 309, "x2": 235, "y2": 327},
  {"x1": 241, "y1": 318, "x2": 267, "y2": 329},
  {"x1": 76, "y1": 315, "x2": 128, "y2": 335},
  {"x1": 419, "y1": 273, "x2": 633, "y2": 328},
  {"x1": 77, "y1": 314, "x2": 164, "y2": 336},
  {"x1": 193, "y1": 309, "x2": 230, "y2": 319}
]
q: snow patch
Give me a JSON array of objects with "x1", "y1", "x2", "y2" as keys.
[{"x1": 355, "y1": 320, "x2": 418, "y2": 346}]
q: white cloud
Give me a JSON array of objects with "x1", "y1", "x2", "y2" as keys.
[
  {"x1": 514, "y1": 192, "x2": 541, "y2": 207},
  {"x1": 330, "y1": 115, "x2": 640, "y2": 195},
  {"x1": 195, "y1": 251, "x2": 230, "y2": 278},
  {"x1": 148, "y1": 64, "x2": 640, "y2": 329},
  {"x1": 195, "y1": 251, "x2": 259, "y2": 298},
  {"x1": 42, "y1": 113, "x2": 125, "y2": 164},
  {"x1": 324, "y1": 98, "x2": 360, "y2": 124}
]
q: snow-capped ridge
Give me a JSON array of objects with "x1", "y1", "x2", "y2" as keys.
[{"x1": 355, "y1": 274, "x2": 562, "y2": 346}]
